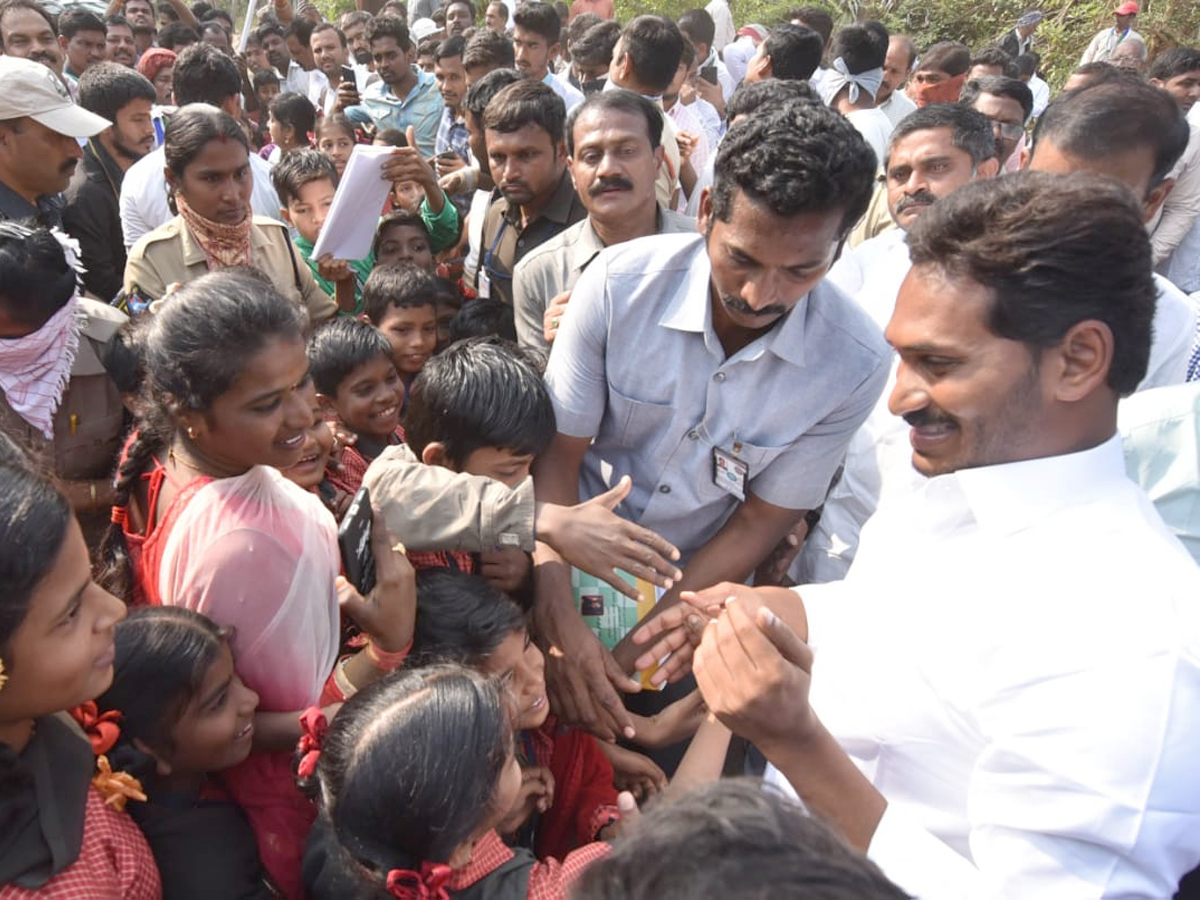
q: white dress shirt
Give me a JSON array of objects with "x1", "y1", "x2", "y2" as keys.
[
  {"x1": 543, "y1": 70, "x2": 584, "y2": 114},
  {"x1": 1150, "y1": 124, "x2": 1200, "y2": 266},
  {"x1": 1028, "y1": 73, "x2": 1050, "y2": 118},
  {"x1": 845, "y1": 107, "x2": 893, "y2": 171},
  {"x1": 878, "y1": 89, "x2": 916, "y2": 129},
  {"x1": 789, "y1": 229, "x2": 1198, "y2": 584},
  {"x1": 773, "y1": 434, "x2": 1200, "y2": 899},
  {"x1": 1121, "y1": 382, "x2": 1200, "y2": 565},
  {"x1": 705, "y1": 0, "x2": 734, "y2": 54},
  {"x1": 722, "y1": 34, "x2": 758, "y2": 85},
  {"x1": 119, "y1": 147, "x2": 284, "y2": 249}
]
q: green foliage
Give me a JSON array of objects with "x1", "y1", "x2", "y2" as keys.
[{"x1": 614, "y1": 0, "x2": 1200, "y2": 90}]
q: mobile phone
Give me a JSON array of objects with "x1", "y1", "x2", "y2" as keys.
[
  {"x1": 341, "y1": 64, "x2": 356, "y2": 84},
  {"x1": 699, "y1": 64, "x2": 718, "y2": 85},
  {"x1": 437, "y1": 150, "x2": 459, "y2": 160},
  {"x1": 337, "y1": 486, "x2": 376, "y2": 594}
]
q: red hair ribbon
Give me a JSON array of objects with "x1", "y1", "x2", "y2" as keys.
[
  {"x1": 385, "y1": 862, "x2": 453, "y2": 900},
  {"x1": 69, "y1": 701, "x2": 123, "y2": 755},
  {"x1": 296, "y1": 706, "x2": 328, "y2": 779}
]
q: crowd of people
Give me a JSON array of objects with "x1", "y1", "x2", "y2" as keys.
[{"x1": 1, "y1": 0, "x2": 1200, "y2": 895}]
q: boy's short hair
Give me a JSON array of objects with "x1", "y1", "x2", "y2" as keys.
[
  {"x1": 362, "y1": 262, "x2": 438, "y2": 325},
  {"x1": 448, "y1": 299, "x2": 517, "y2": 343},
  {"x1": 371, "y1": 210, "x2": 433, "y2": 258},
  {"x1": 374, "y1": 127, "x2": 408, "y2": 147},
  {"x1": 308, "y1": 317, "x2": 396, "y2": 396},
  {"x1": 271, "y1": 147, "x2": 337, "y2": 206},
  {"x1": 252, "y1": 68, "x2": 280, "y2": 90},
  {"x1": 404, "y1": 336, "x2": 556, "y2": 466},
  {"x1": 573, "y1": 779, "x2": 911, "y2": 900}
]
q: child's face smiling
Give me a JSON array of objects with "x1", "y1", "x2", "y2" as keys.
[
  {"x1": 280, "y1": 393, "x2": 333, "y2": 489},
  {"x1": 377, "y1": 304, "x2": 438, "y2": 378},
  {"x1": 330, "y1": 354, "x2": 403, "y2": 439}
]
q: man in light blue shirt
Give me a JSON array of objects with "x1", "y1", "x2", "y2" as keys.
[
  {"x1": 346, "y1": 15, "x2": 443, "y2": 157},
  {"x1": 533, "y1": 99, "x2": 888, "y2": 745}
]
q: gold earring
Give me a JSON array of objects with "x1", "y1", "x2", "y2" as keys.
[{"x1": 186, "y1": 426, "x2": 196, "y2": 440}]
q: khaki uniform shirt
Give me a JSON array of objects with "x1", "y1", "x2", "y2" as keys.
[{"x1": 123, "y1": 215, "x2": 338, "y2": 325}]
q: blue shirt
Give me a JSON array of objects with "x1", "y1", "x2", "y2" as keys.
[
  {"x1": 435, "y1": 105, "x2": 471, "y2": 162},
  {"x1": 348, "y1": 67, "x2": 443, "y2": 157},
  {"x1": 544, "y1": 232, "x2": 890, "y2": 559}
]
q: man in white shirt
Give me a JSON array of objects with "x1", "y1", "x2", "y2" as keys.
[
  {"x1": 1026, "y1": 78, "x2": 1198, "y2": 387},
  {"x1": 1015, "y1": 50, "x2": 1050, "y2": 118},
  {"x1": 513, "y1": 1, "x2": 584, "y2": 113},
  {"x1": 789, "y1": 105, "x2": 999, "y2": 585},
  {"x1": 119, "y1": 43, "x2": 282, "y2": 248},
  {"x1": 678, "y1": 9, "x2": 736, "y2": 108},
  {"x1": 648, "y1": 170, "x2": 1200, "y2": 899},
  {"x1": 819, "y1": 24, "x2": 892, "y2": 169},
  {"x1": 875, "y1": 33, "x2": 917, "y2": 128},
  {"x1": 703, "y1": 0, "x2": 733, "y2": 54},
  {"x1": 721, "y1": 24, "x2": 765, "y2": 85},
  {"x1": 1149, "y1": 47, "x2": 1200, "y2": 276}
]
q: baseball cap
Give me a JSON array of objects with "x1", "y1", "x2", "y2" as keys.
[
  {"x1": 0, "y1": 56, "x2": 110, "y2": 137},
  {"x1": 410, "y1": 17, "x2": 441, "y2": 42},
  {"x1": 1113, "y1": 2, "x2": 1138, "y2": 14}
]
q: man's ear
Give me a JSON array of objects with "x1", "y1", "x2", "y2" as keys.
[
  {"x1": 977, "y1": 157, "x2": 1001, "y2": 178},
  {"x1": 753, "y1": 53, "x2": 772, "y2": 81},
  {"x1": 421, "y1": 441, "x2": 450, "y2": 468},
  {"x1": 1143, "y1": 177, "x2": 1174, "y2": 223},
  {"x1": 1051, "y1": 319, "x2": 1114, "y2": 402},
  {"x1": 695, "y1": 186, "x2": 713, "y2": 234}
]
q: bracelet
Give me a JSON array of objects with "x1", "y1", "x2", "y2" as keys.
[
  {"x1": 364, "y1": 638, "x2": 412, "y2": 671},
  {"x1": 333, "y1": 656, "x2": 357, "y2": 701},
  {"x1": 89, "y1": 482, "x2": 97, "y2": 506}
]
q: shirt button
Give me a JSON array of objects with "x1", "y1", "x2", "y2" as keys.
[
  {"x1": 687, "y1": 430, "x2": 699, "y2": 440},
  {"x1": 658, "y1": 484, "x2": 672, "y2": 494},
  {"x1": 713, "y1": 372, "x2": 726, "y2": 383}
]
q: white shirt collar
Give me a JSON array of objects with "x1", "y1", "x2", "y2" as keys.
[{"x1": 947, "y1": 432, "x2": 1126, "y2": 536}]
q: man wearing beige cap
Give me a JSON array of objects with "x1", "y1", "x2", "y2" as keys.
[
  {"x1": 1081, "y1": 1, "x2": 1143, "y2": 64},
  {"x1": 0, "y1": 55, "x2": 110, "y2": 227}
]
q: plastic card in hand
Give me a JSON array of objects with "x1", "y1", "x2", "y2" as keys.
[
  {"x1": 310, "y1": 144, "x2": 396, "y2": 261},
  {"x1": 572, "y1": 568, "x2": 664, "y2": 690}
]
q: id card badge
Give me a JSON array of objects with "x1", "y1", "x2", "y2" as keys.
[{"x1": 712, "y1": 446, "x2": 749, "y2": 501}]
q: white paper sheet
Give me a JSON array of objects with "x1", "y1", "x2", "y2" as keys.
[{"x1": 311, "y1": 144, "x2": 395, "y2": 261}]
